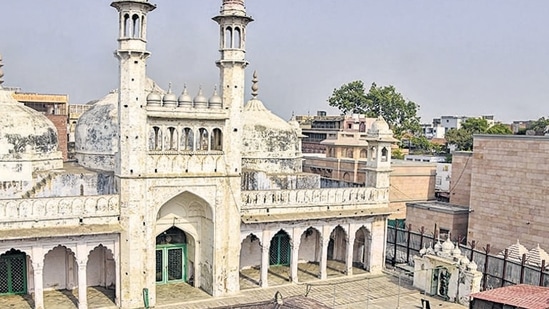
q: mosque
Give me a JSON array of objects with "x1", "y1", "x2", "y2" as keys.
[{"x1": 0, "y1": 0, "x2": 396, "y2": 308}]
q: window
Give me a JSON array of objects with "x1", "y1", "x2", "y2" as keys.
[
  {"x1": 225, "y1": 27, "x2": 233, "y2": 48},
  {"x1": 182, "y1": 128, "x2": 194, "y2": 151},
  {"x1": 211, "y1": 128, "x2": 223, "y2": 150},
  {"x1": 234, "y1": 27, "x2": 242, "y2": 48},
  {"x1": 381, "y1": 147, "x2": 388, "y2": 162},
  {"x1": 153, "y1": 126, "x2": 161, "y2": 150},
  {"x1": 198, "y1": 128, "x2": 209, "y2": 151}
]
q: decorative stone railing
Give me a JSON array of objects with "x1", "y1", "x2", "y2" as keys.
[
  {"x1": 0, "y1": 195, "x2": 119, "y2": 230},
  {"x1": 241, "y1": 187, "x2": 389, "y2": 215}
]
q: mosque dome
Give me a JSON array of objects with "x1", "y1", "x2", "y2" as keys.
[
  {"x1": 75, "y1": 91, "x2": 119, "y2": 171},
  {"x1": 178, "y1": 85, "x2": 193, "y2": 107},
  {"x1": 162, "y1": 83, "x2": 177, "y2": 107},
  {"x1": 0, "y1": 89, "x2": 62, "y2": 169},
  {"x1": 75, "y1": 78, "x2": 163, "y2": 171},
  {"x1": 193, "y1": 87, "x2": 208, "y2": 108},
  {"x1": 208, "y1": 86, "x2": 222, "y2": 109},
  {"x1": 241, "y1": 71, "x2": 302, "y2": 173},
  {"x1": 146, "y1": 90, "x2": 162, "y2": 106}
]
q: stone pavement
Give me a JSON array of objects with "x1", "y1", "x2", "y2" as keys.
[
  {"x1": 0, "y1": 262, "x2": 468, "y2": 308},
  {"x1": 158, "y1": 271, "x2": 468, "y2": 309}
]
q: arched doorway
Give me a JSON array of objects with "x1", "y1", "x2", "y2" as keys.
[
  {"x1": 269, "y1": 230, "x2": 290, "y2": 266},
  {"x1": 87, "y1": 245, "x2": 116, "y2": 288},
  {"x1": 239, "y1": 233, "x2": 261, "y2": 288},
  {"x1": 327, "y1": 226, "x2": 347, "y2": 262},
  {"x1": 0, "y1": 249, "x2": 27, "y2": 295},
  {"x1": 353, "y1": 226, "x2": 371, "y2": 270},
  {"x1": 155, "y1": 227, "x2": 187, "y2": 284}
]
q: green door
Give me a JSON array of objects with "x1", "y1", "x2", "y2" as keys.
[
  {"x1": 0, "y1": 251, "x2": 27, "y2": 295},
  {"x1": 155, "y1": 245, "x2": 186, "y2": 284},
  {"x1": 269, "y1": 231, "x2": 290, "y2": 266},
  {"x1": 156, "y1": 227, "x2": 187, "y2": 284}
]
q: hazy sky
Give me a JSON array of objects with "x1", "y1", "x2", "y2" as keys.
[{"x1": 1, "y1": 1, "x2": 548, "y2": 124}]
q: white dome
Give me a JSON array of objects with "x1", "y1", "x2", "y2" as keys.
[
  {"x1": 74, "y1": 91, "x2": 118, "y2": 171},
  {"x1": 0, "y1": 89, "x2": 62, "y2": 171},
  {"x1": 241, "y1": 98, "x2": 302, "y2": 173}
]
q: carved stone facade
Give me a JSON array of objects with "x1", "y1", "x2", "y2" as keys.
[{"x1": 0, "y1": 1, "x2": 396, "y2": 308}]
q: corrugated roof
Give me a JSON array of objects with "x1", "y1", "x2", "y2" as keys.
[{"x1": 471, "y1": 284, "x2": 549, "y2": 309}]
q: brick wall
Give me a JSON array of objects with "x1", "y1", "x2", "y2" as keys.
[
  {"x1": 46, "y1": 115, "x2": 68, "y2": 161},
  {"x1": 467, "y1": 135, "x2": 549, "y2": 252},
  {"x1": 449, "y1": 152, "x2": 473, "y2": 207},
  {"x1": 406, "y1": 202, "x2": 469, "y2": 240}
]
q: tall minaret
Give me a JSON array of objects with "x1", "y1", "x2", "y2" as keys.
[
  {"x1": 111, "y1": 0, "x2": 156, "y2": 177},
  {"x1": 110, "y1": 1, "x2": 156, "y2": 308},
  {"x1": 213, "y1": 0, "x2": 253, "y2": 173}
]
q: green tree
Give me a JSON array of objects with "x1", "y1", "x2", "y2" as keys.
[
  {"x1": 328, "y1": 81, "x2": 421, "y2": 138},
  {"x1": 525, "y1": 117, "x2": 549, "y2": 135},
  {"x1": 446, "y1": 118, "x2": 512, "y2": 151},
  {"x1": 485, "y1": 123, "x2": 512, "y2": 134}
]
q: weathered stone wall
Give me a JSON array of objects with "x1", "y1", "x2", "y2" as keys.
[
  {"x1": 241, "y1": 171, "x2": 320, "y2": 190},
  {"x1": 0, "y1": 195, "x2": 119, "y2": 230},
  {"x1": 241, "y1": 187, "x2": 389, "y2": 215},
  {"x1": 449, "y1": 152, "x2": 473, "y2": 207},
  {"x1": 467, "y1": 135, "x2": 549, "y2": 252}
]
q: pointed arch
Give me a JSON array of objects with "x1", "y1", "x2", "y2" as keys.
[
  {"x1": 269, "y1": 229, "x2": 291, "y2": 266},
  {"x1": 298, "y1": 227, "x2": 321, "y2": 264},
  {"x1": 234, "y1": 27, "x2": 242, "y2": 48},
  {"x1": 225, "y1": 26, "x2": 233, "y2": 48},
  {"x1": 44, "y1": 245, "x2": 77, "y2": 290},
  {"x1": 155, "y1": 191, "x2": 213, "y2": 292},
  {"x1": 0, "y1": 249, "x2": 29, "y2": 295},
  {"x1": 353, "y1": 226, "x2": 371, "y2": 271},
  {"x1": 86, "y1": 245, "x2": 116, "y2": 288},
  {"x1": 328, "y1": 225, "x2": 347, "y2": 262}
]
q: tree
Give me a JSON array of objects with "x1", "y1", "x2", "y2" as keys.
[
  {"x1": 485, "y1": 123, "x2": 512, "y2": 135},
  {"x1": 328, "y1": 81, "x2": 421, "y2": 138},
  {"x1": 445, "y1": 118, "x2": 512, "y2": 151},
  {"x1": 525, "y1": 117, "x2": 549, "y2": 135}
]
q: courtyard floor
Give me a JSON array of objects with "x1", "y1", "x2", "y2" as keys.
[{"x1": 0, "y1": 261, "x2": 468, "y2": 309}]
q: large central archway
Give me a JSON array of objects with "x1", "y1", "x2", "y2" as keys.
[{"x1": 155, "y1": 191, "x2": 214, "y2": 293}]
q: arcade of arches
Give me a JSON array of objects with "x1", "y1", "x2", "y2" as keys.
[
  {"x1": 0, "y1": 235, "x2": 119, "y2": 309},
  {"x1": 239, "y1": 219, "x2": 384, "y2": 287}
]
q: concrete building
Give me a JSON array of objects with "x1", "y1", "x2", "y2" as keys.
[
  {"x1": 465, "y1": 134, "x2": 549, "y2": 252},
  {"x1": 296, "y1": 112, "x2": 375, "y2": 154},
  {"x1": 0, "y1": 1, "x2": 396, "y2": 308},
  {"x1": 302, "y1": 130, "x2": 436, "y2": 219}
]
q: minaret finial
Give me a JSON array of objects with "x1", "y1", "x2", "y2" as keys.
[
  {"x1": 0, "y1": 53, "x2": 4, "y2": 88},
  {"x1": 167, "y1": 82, "x2": 173, "y2": 93},
  {"x1": 251, "y1": 70, "x2": 259, "y2": 98}
]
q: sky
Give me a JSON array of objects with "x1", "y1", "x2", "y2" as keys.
[{"x1": 1, "y1": 0, "x2": 548, "y2": 124}]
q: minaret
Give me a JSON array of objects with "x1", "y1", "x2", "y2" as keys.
[
  {"x1": 213, "y1": 0, "x2": 253, "y2": 174},
  {"x1": 110, "y1": 1, "x2": 156, "y2": 308},
  {"x1": 111, "y1": 0, "x2": 156, "y2": 177}
]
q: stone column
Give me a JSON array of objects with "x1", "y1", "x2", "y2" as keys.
[
  {"x1": 77, "y1": 261, "x2": 88, "y2": 309},
  {"x1": 260, "y1": 244, "x2": 270, "y2": 288},
  {"x1": 319, "y1": 236, "x2": 329, "y2": 280},
  {"x1": 32, "y1": 262, "x2": 44, "y2": 309},
  {"x1": 345, "y1": 236, "x2": 355, "y2": 276},
  {"x1": 290, "y1": 239, "x2": 301, "y2": 283},
  {"x1": 76, "y1": 243, "x2": 88, "y2": 309},
  {"x1": 31, "y1": 247, "x2": 45, "y2": 309},
  {"x1": 260, "y1": 230, "x2": 271, "y2": 287}
]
